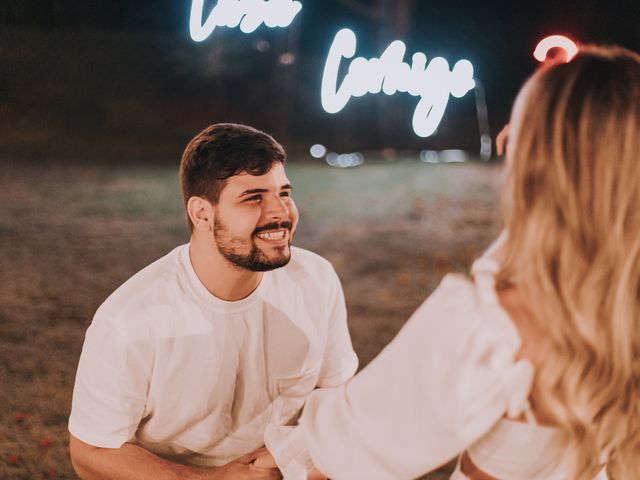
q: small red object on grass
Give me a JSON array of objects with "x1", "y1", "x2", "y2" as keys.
[
  {"x1": 8, "y1": 454, "x2": 20, "y2": 465},
  {"x1": 39, "y1": 438, "x2": 54, "y2": 447},
  {"x1": 40, "y1": 466, "x2": 57, "y2": 479},
  {"x1": 14, "y1": 412, "x2": 26, "y2": 422}
]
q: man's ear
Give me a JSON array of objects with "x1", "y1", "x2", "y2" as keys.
[{"x1": 187, "y1": 196, "x2": 214, "y2": 232}]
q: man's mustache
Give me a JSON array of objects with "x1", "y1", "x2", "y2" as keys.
[{"x1": 253, "y1": 221, "x2": 293, "y2": 236}]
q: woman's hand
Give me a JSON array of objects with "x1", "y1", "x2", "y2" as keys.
[
  {"x1": 253, "y1": 451, "x2": 327, "y2": 480},
  {"x1": 252, "y1": 451, "x2": 279, "y2": 469},
  {"x1": 496, "y1": 124, "x2": 510, "y2": 156}
]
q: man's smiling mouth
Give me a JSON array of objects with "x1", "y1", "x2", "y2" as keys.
[{"x1": 255, "y1": 229, "x2": 287, "y2": 241}]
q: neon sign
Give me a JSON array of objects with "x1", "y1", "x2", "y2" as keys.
[
  {"x1": 321, "y1": 28, "x2": 475, "y2": 137},
  {"x1": 533, "y1": 35, "x2": 578, "y2": 63},
  {"x1": 190, "y1": 0, "x2": 303, "y2": 42}
]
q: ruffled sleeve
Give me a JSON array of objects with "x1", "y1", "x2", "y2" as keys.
[{"x1": 269, "y1": 268, "x2": 534, "y2": 480}]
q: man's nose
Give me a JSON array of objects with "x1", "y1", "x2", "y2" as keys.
[{"x1": 265, "y1": 195, "x2": 289, "y2": 220}]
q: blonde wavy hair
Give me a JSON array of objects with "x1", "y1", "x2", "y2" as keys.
[{"x1": 496, "y1": 46, "x2": 640, "y2": 479}]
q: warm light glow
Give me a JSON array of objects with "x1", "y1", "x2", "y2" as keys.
[
  {"x1": 325, "y1": 152, "x2": 364, "y2": 168},
  {"x1": 190, "y1": 0, "x2": 302, "y2": 42},
  {"x1": 440, "y1": 149, "x2": 468, "y2": 163},
  {"x1": 321, "y1": 29, "x2": 475, "y2": 138},
  {"x1": 278, "y1": 52, "x2": 296, "y2": 65},
  {"x1": 533, "y1": 35, "x2": 578, "y2": 63},
  {"x1": 419, "y1": 149, "x2": 468, "y2": 163},
  {"x1": 420, "y1": 150, "x2": 439, "y2": 163},
  {"x1": 310, "y1": 144, "x2": 327, "y2": 158},
  {"x1": 255, "y1": 39, "x2": 271, "y2": 52}
]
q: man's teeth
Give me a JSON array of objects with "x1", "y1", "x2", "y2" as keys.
[{"x1": 257, "y1": 230, "x2": 286, "y2": 240}]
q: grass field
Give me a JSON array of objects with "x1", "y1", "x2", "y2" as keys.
[{"x1": 0, "y1": 158, "x2": 503, "y2": 479}]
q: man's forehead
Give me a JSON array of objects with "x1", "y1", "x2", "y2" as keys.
[{"x1": 224, "y1": 163, "x2": 291, "y2": 190}]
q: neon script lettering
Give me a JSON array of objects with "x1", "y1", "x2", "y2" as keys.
[
  {"x1": 533, "y1": 35, "x2": 578, "y2": 63},
  {"x1": 190, "y1": 0, "x2": 302, "y2": 42},
  {"x1": 321, "y1": 29, "x2": 475, "y2": 137}
]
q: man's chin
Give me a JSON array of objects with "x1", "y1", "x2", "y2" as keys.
[
  {"x1": 251, "y1": 247, "x2": 292, "y2": 271},
  {"x1": 244, "y1": 253, "x2": 291, "y2": 271},
  {"x1": 226, "y1": 247, "x2": 292, "y2": 272},
  {"x1": 247, "y1": 259, "x2": 290, "y2": 272}
]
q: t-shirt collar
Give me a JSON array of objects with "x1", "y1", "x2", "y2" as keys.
[{"x1": 179, "y1": 244, "x2": 269, "y2": 312}]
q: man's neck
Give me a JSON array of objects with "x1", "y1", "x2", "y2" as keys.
[{"x1": 188, "y1": 237, "x2": 263, "y2": 302}]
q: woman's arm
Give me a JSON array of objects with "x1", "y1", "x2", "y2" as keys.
[{"x1": 295, "y1": 274, "x2": 527, "y2": 480}]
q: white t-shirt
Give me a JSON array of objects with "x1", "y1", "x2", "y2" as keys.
[{"x1": 69, "y1": 244, "x2": 358, "y2": 467}]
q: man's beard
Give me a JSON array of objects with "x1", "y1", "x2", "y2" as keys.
[{"x1": 214, "y1": 219, "x2": 294, "y2": 272}]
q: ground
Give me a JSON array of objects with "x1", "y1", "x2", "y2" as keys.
[{"x1": 0, "y1": 158, "x2": 502, "y2": 479}]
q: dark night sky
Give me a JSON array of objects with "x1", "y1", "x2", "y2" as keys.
[{"x1": 2, "y1": 1, "x2": 639, "y2": 156}]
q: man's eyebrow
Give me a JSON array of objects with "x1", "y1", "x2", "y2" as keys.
[
  {"x1": 239, "y1": 188, "x2": 268, "y2": 197},
  {"x1": 238, "y1": 184, "x2": 293, "y2": 197}
]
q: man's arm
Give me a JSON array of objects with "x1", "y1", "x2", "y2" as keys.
[
  {"x1": 69, "y1": 321, "x2": 279, "y2": 480},
  {"x1": 69, "y1": 434, "x2": 282, "y2": 480}
]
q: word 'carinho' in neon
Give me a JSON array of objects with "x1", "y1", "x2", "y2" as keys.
[
  {"x1": 321, "y1": 28, "x2": 475, "y2": 138},
  {"x1": 533, "y1": 35, "x2": 578, "y2": 63},
  {"x1": 190, "y1": 0, "x2": 302, "y2": 42}
]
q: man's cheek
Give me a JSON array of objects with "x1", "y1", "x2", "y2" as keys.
[{"x1": 290, "y1": 202, "x2": 300, "y2": 236}]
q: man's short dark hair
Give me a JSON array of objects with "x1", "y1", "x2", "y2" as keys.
[{"x1": 179, "y1": 123, "x2": 286, "y2": 230}]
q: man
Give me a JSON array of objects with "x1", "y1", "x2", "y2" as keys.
[{"x1": 68, "y1": 123, "x2": 358, "y2": 479}]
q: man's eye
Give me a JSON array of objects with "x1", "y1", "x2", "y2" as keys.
[
  {"x1": 280, "y1": 191, "x2": 291, "y2": 198},
  {"x1": 244, "y1": 195, "x2": 262, "y2": 202}
]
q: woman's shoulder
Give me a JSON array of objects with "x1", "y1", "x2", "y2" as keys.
[
  {"x1": 412, "y1": 265, "x2": 522, "y2": 355},
  {"x1": 396, "y1": 267, "x2": 537, "y2": 430}
]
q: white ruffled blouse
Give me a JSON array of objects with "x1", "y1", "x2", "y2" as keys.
[{"x1": 264, "y1": 258, "x2": 598, "y2": 479}]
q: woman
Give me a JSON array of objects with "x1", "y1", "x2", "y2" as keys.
[{"x1": 260, "y1": 45, "x2": 640, "y2": 479}]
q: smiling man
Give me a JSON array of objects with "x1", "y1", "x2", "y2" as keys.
[{"x1": 68, "y1": 123, "x2": 358, "y2": 480}]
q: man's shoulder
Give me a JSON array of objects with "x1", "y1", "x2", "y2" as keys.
[
  {"x1": 268, "y1": 247, "x2": 341, "y2": 299},
  {"x1": 290, "y1": 246, "x2": 332, "y2": 267},
  {"x1": 285, "y1": 246, "x2": 336, "y2": 278},
  {"x1": 95, "y1": 245, "x2": 186, "y2": 323}
]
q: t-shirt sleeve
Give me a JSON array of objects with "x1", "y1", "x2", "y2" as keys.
[
  {"x1": 316, "y1": 266, "x2": 358, "y2": 388},
  {"x1": 299, "y1": 274, "x2": 533, "y2": 480},
  {"x1": 68, "y1": 315, "x2": 152, "y2": 448}
]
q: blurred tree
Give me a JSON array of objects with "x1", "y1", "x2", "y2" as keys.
[
  {"x1": 333, "y1": 0, "x2": 382, "y2": 21},
  {"x1": 393, "y1": 0, "x2": 413, "y2": 37}
]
